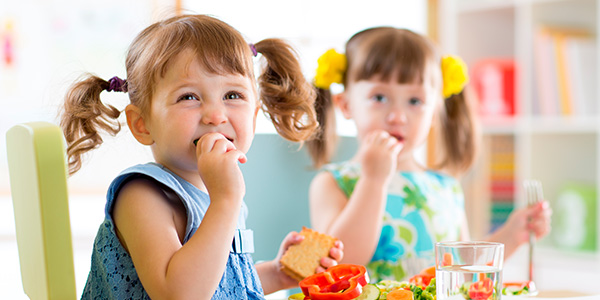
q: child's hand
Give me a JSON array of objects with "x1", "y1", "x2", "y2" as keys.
[
  {"x1": 274, "y1": 231, "x2": 344, "y2": 286},
  {"x1": 505, "y1": 200, "x2": 553, "y2": 244},
  {"x1": 358, "y1": 130, "x2": 403, "y2": 183},
  {"x1": 195, "y1": 132, "x2": 247, "y2": 201},
  {"x1": 315, "y1": 239, "x2": 344, "y2": 274}
]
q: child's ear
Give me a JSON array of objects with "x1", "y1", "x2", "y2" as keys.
[
  {"x1": 125, "y1": 104, "x2": 153, "y2": 145},
  {"x1": 333, "y1": 92, "x2": 352, "y2": 119}
]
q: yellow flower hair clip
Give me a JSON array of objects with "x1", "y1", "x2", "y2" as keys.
[
  {"x1": 314, "y1": 49, "x2": 347, "y2": 89},
  {"x1": 441, "y1": 55, "x2": 469, "y2": 98}
]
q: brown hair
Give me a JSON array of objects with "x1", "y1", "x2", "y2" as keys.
[
  {"x1": 307, "y1": 27, "x2": 478, "y2": 175},
  {"x1": 61, "y1": 14, "x2": 317, "y2": 175}
]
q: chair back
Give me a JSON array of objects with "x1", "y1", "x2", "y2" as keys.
[
  {"x1": 241, "y1": 133, "x2": 357, "y2": 262},
  {"x1": 6, "y1": 122, "x2": 77, "y2": 300}
]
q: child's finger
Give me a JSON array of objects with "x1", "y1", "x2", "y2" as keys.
[
  {"x1": 319, "y1": 256, "x2": 338, "y2": 269},
  {"x1": 280, "y1": 231, "x2": 303, "y2": 250},
  {"x1": 196, "y1": 132, "x2": 227, "y2": 154},
  {"x1": 329, "y1": 243, "x2": 344, "y2": 262}
]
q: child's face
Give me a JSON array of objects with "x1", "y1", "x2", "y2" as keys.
[
  {"x1": 146, "y1": 49, "x2": 259, "y2": 174},
  {"x1": 339, "y1": 76, "x2": 438, "y2": 162}
]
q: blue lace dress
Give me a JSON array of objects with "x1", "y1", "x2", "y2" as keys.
[
  {"x1": 324, "y1": 161, "x2": 465, "y2": 282},
  {"x1": 81, "y1": 162, "x2": 264, "y2": 299}
]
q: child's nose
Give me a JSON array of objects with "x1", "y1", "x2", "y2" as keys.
[
  {"x1": 386, "y1": 107, "x2": 407, "y2": 124},
  {"x1": 201, "y1": 102, "x2": 227, "y2": 125}
]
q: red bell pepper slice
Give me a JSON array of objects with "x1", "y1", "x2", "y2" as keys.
[
  {"x1": 469, "y1": 277, "x2": 493, "y2": 300},
  {"x1": 299, "y1": 264, "x2": 369, "y2": 300},
  {"x1": 409, "y1": 273, "x2": 434, "y2": 288},
  {"x1": 409, "y1": 266, "x2": 435, "y2": 287}
]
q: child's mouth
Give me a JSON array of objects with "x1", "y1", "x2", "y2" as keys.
[
  {"x1": 391, "y1": 134, "x2": 404, "y2": 143},
  {"x1": 193, "y1": 136, "x2": 234, "y2": 146}
]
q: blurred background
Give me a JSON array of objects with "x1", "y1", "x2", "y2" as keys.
[{"x1": 2, "y1": 0, "x2": 600, "y2": 298}]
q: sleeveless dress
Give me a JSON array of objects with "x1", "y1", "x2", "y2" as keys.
[
  {"x1": 81, "y1": 162, "x2": 264, "y2": 299},
  {"x1": 324, "y1": 161, "x2": 465, "y2": 282}
]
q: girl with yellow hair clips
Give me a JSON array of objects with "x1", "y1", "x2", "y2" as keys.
[{"x1": 307, "y1": 27, "x2": 551, "y2": 282}]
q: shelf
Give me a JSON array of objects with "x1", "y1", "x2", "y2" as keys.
[
  {"x1": 480, "y1": 115, "x2": 600, "y2": 134},
  {"x1": 444, "y1": 0, "x2": 600, "y2": 259},
  {"x1": 457, "y1": 0, "x2": 517, "y2": 13}
]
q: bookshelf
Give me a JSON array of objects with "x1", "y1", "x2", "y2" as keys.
[{"x1": 439, "y1": 0, "x2": 600, "y2": 291}]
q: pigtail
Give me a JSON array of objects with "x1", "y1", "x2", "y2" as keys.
[
  {"x1": 306, "y1": 87, "x2": 337, "y2": 168},
  {"x1": 254, "y1": 39, "x2": 318, "y2": 143},
  {"x1": 60, "y1": 74, "x2": 122, "y2": 175},
  {"x1": 436, "y1": 87, "x2": 479, "y2": 176}
]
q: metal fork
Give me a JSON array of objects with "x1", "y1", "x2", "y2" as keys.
[{"x1": 523, "y1": 180, "x2": 543, "y2": 283}]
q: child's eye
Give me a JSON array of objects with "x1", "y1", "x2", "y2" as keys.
[
  {"x1": 177, "y1": 93, "x2": 199, "y2": 101},
  {"x1": 224, "y1": 91, "x2": 244, "y2": 100},
  {"x1": 409, "y1": 97, "x2": 423, "y2": 105},
  {"x1": 372, "y1": 94, "x2": 388, "y2": 103}
]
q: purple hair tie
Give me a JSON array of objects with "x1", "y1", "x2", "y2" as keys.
[
  {"x1": 107, "y1": 76, "x2": 127, "y2": 92},
  {"x1": 249, "y1": 43, "x2": 257, "y2": 57}
]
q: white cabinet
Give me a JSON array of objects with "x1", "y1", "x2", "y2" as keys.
[{"x1": 439, "y1": 0, "x2": 600, "y2": 293}]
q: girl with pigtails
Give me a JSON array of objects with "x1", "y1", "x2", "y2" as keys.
[
  {"x1": 60, "y1": 14, "x2": 343, "y2": 299},
  {"x1": 306, "y1": 27, "x2": 551, "y2": 282}
]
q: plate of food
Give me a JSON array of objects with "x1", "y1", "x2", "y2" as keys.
[{"x1": 287, "y1": 264, "x2": 546, "y2": 300}]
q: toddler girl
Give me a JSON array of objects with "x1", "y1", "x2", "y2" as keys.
[
  {"x1": 306, "y1": 27, "x2": 551, "y2": 282},
  {"x1": 61, "y1": 14, "x2": 342, "y2": 299}
]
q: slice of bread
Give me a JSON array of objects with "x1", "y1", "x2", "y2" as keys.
[{"x1": 279, "y1": 227, "x2": 337, "y2": 281}]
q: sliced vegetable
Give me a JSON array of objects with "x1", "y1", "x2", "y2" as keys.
[
  {"x1": 299, "y1": 264, "x2": 369, "y2": 300},
  {"x1": 419, "y1": 266, "x2": 436, "y2": 277},
  {"x1": 409, "y1": 274, "x2": 434, "y2": 288},
  {"x1": 387, "y1": 289, "x2": 414, "y2": 300},
  {"x1": 442, "y1": 252, "x2": 453, "y2": 266},
  {"x1": 468, "y1": 277, "x2": 493, "y2": 300},
  {"x1": 502, "y1": 281, "x2": 534, "y2": 296},
  {"x1": 288, "y1": 293, "x2": 305, "y2": 300},
  {"x1": 409, "y1": 265, "x2": 436, "y2": 288},
  {"x1": 354, "y1": 284, "x2": 381, "y2": 300}
]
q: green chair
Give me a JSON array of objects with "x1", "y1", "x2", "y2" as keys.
[{"x1": 6, "y1": 122, "x2": 77, "y2": 300}]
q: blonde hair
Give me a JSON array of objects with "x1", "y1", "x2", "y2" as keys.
[
  {"x1": 307, "y1": 27, "x2": 478, "y2": 175},
  {"x1": 61, "y1": 14, "x2": 317, "y2": 175}
]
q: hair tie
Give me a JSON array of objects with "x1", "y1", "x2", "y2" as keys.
[
  {"x1": 441, "y1": 55, "x2": 469, "y2": 98},
  {"x1": 314, "y1": 48, "x2": 347, "y2": 89},
  {"x1": 107, "y1": 76, "x2": 127, "y2": 92},
  {"x1": 249, "y1": 43, "x2": 257, "y2": 57}
]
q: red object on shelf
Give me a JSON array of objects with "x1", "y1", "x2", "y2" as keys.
[{"x1": 472, "y1": 59, "x2": 517, "y2": 116}]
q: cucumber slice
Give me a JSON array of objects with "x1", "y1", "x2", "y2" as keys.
[{"x1": 355, "y1": 284, "x2": 381, "y2": 300}]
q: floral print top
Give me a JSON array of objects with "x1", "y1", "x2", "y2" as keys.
[{"x1": 324, "y1": 161, "x2": 465, "y2": 282}]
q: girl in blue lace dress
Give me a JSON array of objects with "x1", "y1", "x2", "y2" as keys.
[
  {"x1": 60, "y1": 14, "x2": 342, "y2": 299},
  {"x1": 306, "y1": 27, "x2": 551, "y2": 282}
]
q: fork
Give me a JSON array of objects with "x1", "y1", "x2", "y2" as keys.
[{"x1": 523, "y1": 180, "x2": 543, "y2": 283}]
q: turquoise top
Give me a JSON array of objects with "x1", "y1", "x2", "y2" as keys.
[
  {"x1": 81, "y1": 162, "x2": 264, "y2": 299},
  {"x1": 324, "y1": 161, "x2": 464, "y2": 282}
]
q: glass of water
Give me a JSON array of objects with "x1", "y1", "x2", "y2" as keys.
[{"x1": 436, "y1": 241, "x2": 504, "y2": 300}]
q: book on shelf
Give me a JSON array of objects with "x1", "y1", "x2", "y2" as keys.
[
  {"x1": 550, "y1": 182, "x2": 597, "y2": 252},
  {"x1": 488, "y1": 136, "x2": 515, "y2": 233},
  {"x1": 471, "y1": 59, "x2": 517, "y2": 117},
  {"x1": 533, "y1": 26, "x2": 596, "y2": 117}
]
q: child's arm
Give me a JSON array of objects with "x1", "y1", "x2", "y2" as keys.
[
  {"x1": 484, "y1": 201, "x2": 552, "y2": 258},
  {"x1": 310, "y1": 130, "x2": 402, "y2": 265},
  {"x1": 255, "y1": 231, "x2": 344, "y2": 295},
  {"x1": 113, "y1": 133, "x2": 247, "y2": 299}
]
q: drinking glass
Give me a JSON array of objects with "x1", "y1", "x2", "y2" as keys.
[{"x1": 436, "y1": 241, "x2": 504, "y2": 300}]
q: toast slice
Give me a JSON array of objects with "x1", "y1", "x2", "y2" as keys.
[{"x1": 279, "y1": 227, "x2": 337, "y2": 281}]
